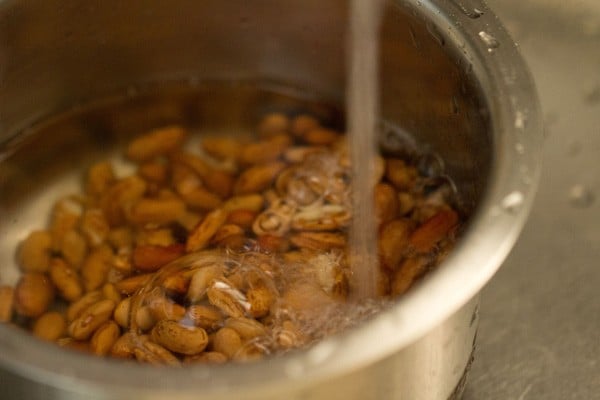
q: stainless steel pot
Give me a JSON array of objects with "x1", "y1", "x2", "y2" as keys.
[{"x1": 0, "y1": 0, "x2": 542, "y2": 399}]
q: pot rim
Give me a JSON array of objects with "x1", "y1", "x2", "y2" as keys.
[{"x1": 0, "y1": 0, "x2": 543, "y2": 397}]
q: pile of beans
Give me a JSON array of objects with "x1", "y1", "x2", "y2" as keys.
[{"x1": 0, "y1": 112, "x2": 460, "y2": 365}]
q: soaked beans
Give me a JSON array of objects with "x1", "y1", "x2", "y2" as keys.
[{"x1": 0, "y1": 113, "x2": 460, "y2": 365}]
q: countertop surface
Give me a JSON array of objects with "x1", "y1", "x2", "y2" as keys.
[{"x1": 464, "y1": 1, "x2": 600, "y2": 399}]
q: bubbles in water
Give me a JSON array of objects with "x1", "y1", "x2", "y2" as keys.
[
  {"x1": 515, "y1": 143, "x2": 525, "y2": 155},
  {"x1": 501, "y1": 191, "x2": 524, "y2": 213},
  {"x1": 569, "y1": 184, "x2": 595, "y2": 208},
  {"x1": 514, "y1": 111, "x2": 527, "y2": 130},
  {"x1": 478, "y1": 31, "x2": 500, "y2": 52}
]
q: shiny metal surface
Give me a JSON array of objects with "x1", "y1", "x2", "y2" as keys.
[
  {"x1": 0, "y1": 0, "x2": 542, "y2": 399},
  {"x1": 464, "y1": 0, "x2": 600, "y2": 399}
]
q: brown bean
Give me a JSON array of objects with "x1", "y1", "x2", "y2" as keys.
[
  {"x1": 146, "y1": 295, "x2": 186, "y2": 322},
  {"x1": 60, "y1": 230, "x2": 88, "y2": 268},
  {"x1": 114, "y1": 273, "x2": 152, "y2": 295},
  {"x1": 225, "y1": 209, "x2": 257, "y2": 230},
  {"x1": 135, "y1": 338, "x2": 181, "y2": 366},
  {"x1": 391, "y1": 257, "x2": 430, "y2": 296},
  {"x1": 186, "y1": 304, "x2": 223, "y2": 330},
  {"x1": 303, "y1": 127, "x2": 339, "y2": 145},
  {"x1": 17, "y1": 231, "x2": 52, "y2": 273},
  {"x1": 233, "y1": 162, "x2": 286, "y2": 195},
  {"x1": 151, "y1": 319, "x2": 209, "y2": 355},
  {"x1": 257, "y1": 113, "x2": 290, "y2": 138},
  {"x1": 81, "y1": 246, "x2": 113, "y2": 292},
  {"x1": 128, "y1": 198, "x2": 187, "y2": 226},
  {"x1": 50, "y1": 198, "x2": 82, "y2": 251},
  {"x1": 186, "y1": 208, "x2": 228, "y2": 252},
  {"x1": 102, "y1": 283, "x2": 122, "y2": 304},
  {"x1": 289, "y1": 232, "x2": 346, "y2": 251},
  {"x1": 100, "y1": 176, "x2": 147, "y2": 227},
  {"x1": 375, "y1": 183, "x2": 399, "y2": 225},
  {"x1": 291, "y1": 115, "x2": 320, "y2": 138},
  {"x1": 212, "y1": 327, "x2": 243, "y2": 359},
  {"x1": 409, "y1": 209, "x2": 459, "y2": 253},
  {"x1": 201, "y1": 136, "x2": 242, "y2": 161},
  {"x1": 90, "y1": 321, "x2": 120, "y2": 356},
  {"x1": 0, "y1": 286, "x2": 15, "y2": 322},
  {"x1": 386, "y1": 158, "x2": 417, "y2": 190},
  {"x1": 14, "y1": 273, "x2": 54, "y2": 318},
  {"x1": 132, "y1": 244, "x2": 185, "y2": 272},
  {"x1": 179, "y1": 187, "x2": 222, "y2": 211},
  {"x1": 110, "y1": 332, "x2": 136, "y2": 359},
  {"x1": 238, "y1": 137, "x2": 290, "y2": 165},
  {"x1": 222, "y1": 194, "x2": 265, "y2": 213},
  {"x1": 126, "y1": 125, "x2": 187, "y2": 162},
  {"x1": 379, "y1": 219, "x2": 412, "y2": 270},
  {"x1": 211, "y1": 224, "x2": 245, "y2": 246},
  {"x1": 246, "y1": 286, "x2": 275, "y2": 318},
  {"x1": 86, "y1": 161, "x2": 115, "y2": 196},
  {"x1": 49, "y1": 258, "x2": 83, "y2": 302},
  {"x1": 32, "y1": 312, "x2": 66, "y2": 341},
  {"x1": 138, "y1": 161, "x2": 169, "y2": 184},
  {"x1": 68, "y1": 299, "x2": 116, "y2": 340}
]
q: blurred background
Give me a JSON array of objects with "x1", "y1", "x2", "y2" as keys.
[{"x1": 464, "y1": 0, "x2": 600, "y2": 398}]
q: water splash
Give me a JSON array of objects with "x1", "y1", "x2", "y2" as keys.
[
  {"x1": 501, "y1": 191, "x2": 524, "y2": 213},
  {"x1": 569, "y1": 185, "x2": 595, "y2": 208},
  {"x1": 478, "y1": 31, "x2": 500, "y2": 53}
]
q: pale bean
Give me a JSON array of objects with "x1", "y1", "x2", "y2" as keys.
[
  {"x1": 207, "y1": 281, "x2": 249, "y2": 318},
  {"x1": 80, "y1": 209, "x2": 110, "y2": 247},
  {"x1": 225, "y1": 317, "x2": 266, "y2": 339},
  {"x1": 81, "y1": 246, "x2": 113, "y2": 292},
  {"x1": 68, "y1": 299, "x2": 116, "y2": 340},
  {"x1": 187, "y1": 265, "x2": 224, "y2": 303},
  {"x1": 90, "y1": 321, "x2": 120, "y2": 356},
  {"x1": 379, "y1": 219, "x2": 412, "y2": 270},
  {"x1": 113, "y1": 297, "x2": 131, "y2": 329},
  {"x1": 66, "y1": 290, "x2": 103, "y2": 322},
  {"x1": 212, "y1": 327, "x2": 242, "y2": 359},
  {"x1": 186, "y1": 304, "x2": 223, "y2": 330}
]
